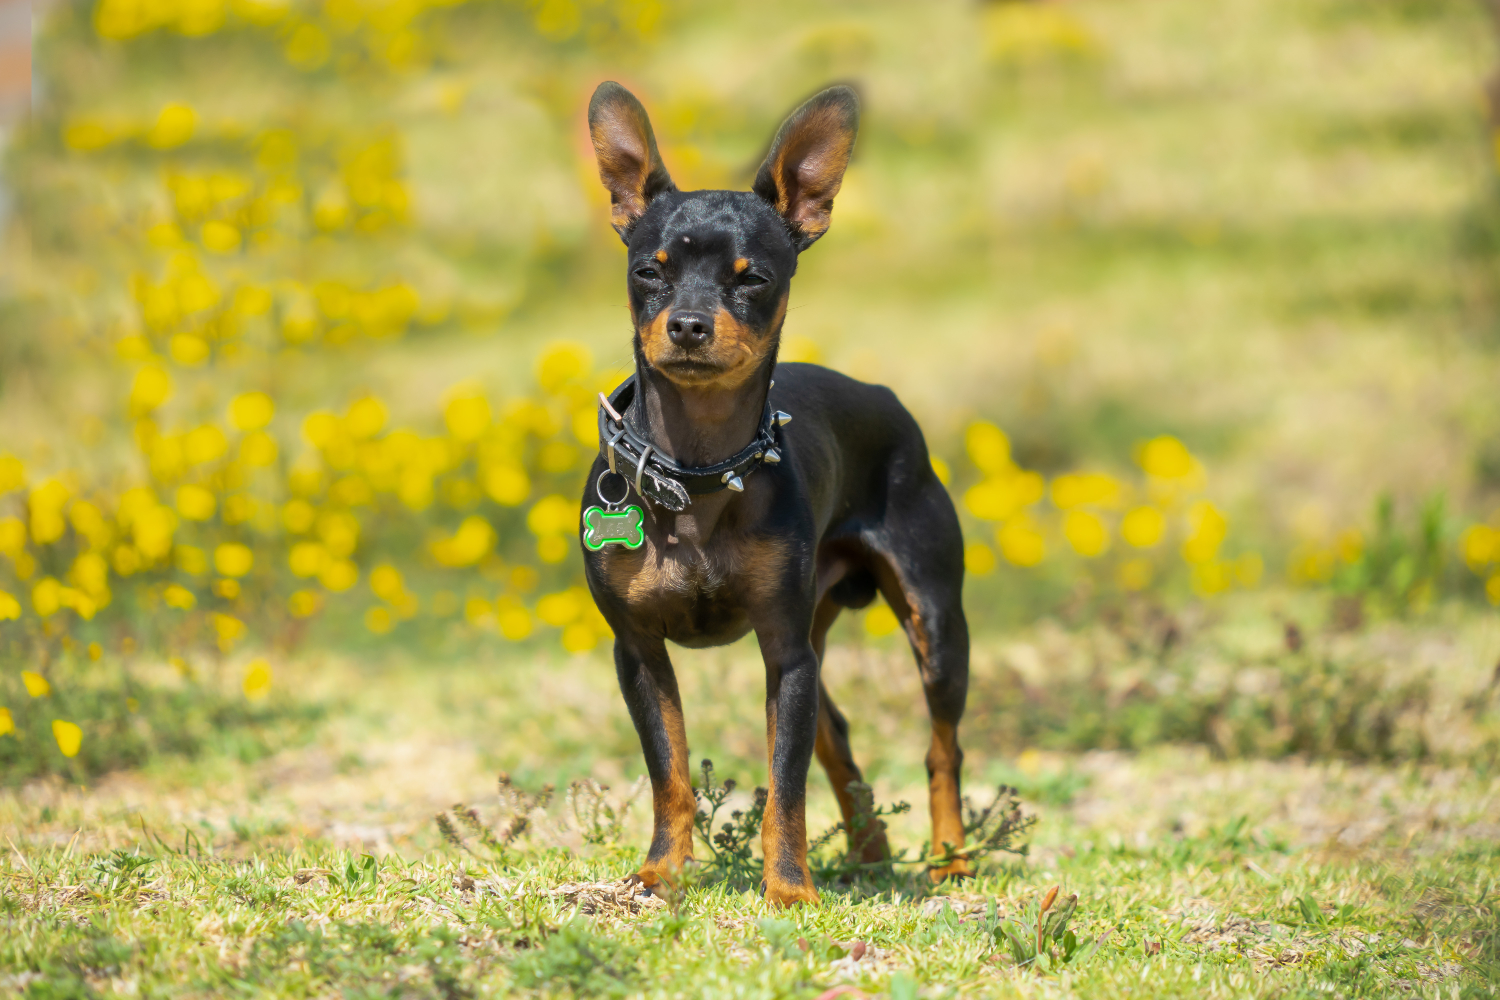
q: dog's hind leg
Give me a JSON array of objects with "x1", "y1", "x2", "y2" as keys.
[
  {"x1": 869, "y1": 488, "x2": 972, "y2": 882},
  {"x1": 613, "y1": 632, "x2": 697, "y2": 893},
  {"x1": 810, "y1": 595, "x2": 891, "y2": 866}
]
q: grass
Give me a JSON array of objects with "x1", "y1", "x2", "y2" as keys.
[
  {"x1": 4, "y1": 594, "x2": 1500, "y2": 997},
  {"x1": 6, "y1": 0, "x2": 1500, "y2": 995}
]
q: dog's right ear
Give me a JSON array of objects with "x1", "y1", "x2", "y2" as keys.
[{"x1": 588, "y1": 82, "x2": 675, "y2": 243}]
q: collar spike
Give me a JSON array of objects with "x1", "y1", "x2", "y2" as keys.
[
  {"x1": 773, "y1": 411, "x2": 793, "y2": 427},
  {"x1": 763, "y1": 448, "x2": 781, "y2": 464},
  {"x1": 725, "y1": 474, "x2": 744, "y2": 492}
]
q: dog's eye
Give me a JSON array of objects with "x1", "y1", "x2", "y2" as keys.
[
  {"x1": 634, "y1": 268, "x2": 660, "y2": 281},
  {"x1": 740, "y1": 273, "x2": 768, "y2": 287}
]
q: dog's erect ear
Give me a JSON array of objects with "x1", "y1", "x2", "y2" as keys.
[
  {"x1": 753, "y1": 86, "x2": 859, "y2": 251},
  {"x1": 588, "y1": 82, "x2": 675, "y2": 243}
]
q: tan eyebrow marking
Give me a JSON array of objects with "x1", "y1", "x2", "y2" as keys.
[
  {"x1": 734, "y1": 258, "x2": 749, "y2": 273},
  {"x1": 655, "y1": 250, "x2": 668, "y2": 263}
]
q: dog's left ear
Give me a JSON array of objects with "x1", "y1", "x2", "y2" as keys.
[
  {"x1": 753, "y1": 85, "x2": 860, "y2": 251},
  {"x1": 588, "y1": 81, "x2": 676, "y2": 243}
]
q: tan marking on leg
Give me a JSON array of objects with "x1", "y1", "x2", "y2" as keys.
[
  {"x1": 761, "y1": 778, "x2": 819, "y2": 907},
  {"x1": 635, "y1": 686, "x2": 696, "y2": 890},
  {"x1": 926, "y1": 719, "x2": 970, "y2": 882},
  {"x1": 815, "y1": 687, "x2": 890, "y2": 865}
]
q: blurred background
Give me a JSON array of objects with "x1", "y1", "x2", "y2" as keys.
[{"x1": 3, "y1": 0, "x2": 1500, "y2": 807}]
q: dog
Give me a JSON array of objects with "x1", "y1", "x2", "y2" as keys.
[{"x1": 580, "y1": 81, "x2": 970, "y2": 907}]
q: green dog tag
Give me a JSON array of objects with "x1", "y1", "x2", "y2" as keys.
[{"x1": 582, "y1": 505, "x2": 645, "y2": 550}]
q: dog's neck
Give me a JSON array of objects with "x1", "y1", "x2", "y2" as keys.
[{"x1": 630, "y1": 359, "x2": 774, "y2": 468}]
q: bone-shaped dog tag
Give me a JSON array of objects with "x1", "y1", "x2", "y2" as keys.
[{"x1": 581, "y1": 505, "x2": 645, "y2": 551}]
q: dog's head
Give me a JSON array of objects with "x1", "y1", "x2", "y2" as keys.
[{"x1": 587, "y1": 82, "x2": 858, "y2": 390}]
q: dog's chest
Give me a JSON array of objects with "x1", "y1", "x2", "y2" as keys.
[{"x1": 599, "y1": 514, "x2": 787, "y2": 644}]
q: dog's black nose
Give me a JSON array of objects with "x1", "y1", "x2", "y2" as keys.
[{"x1": 666, "y1": 310, "x2": 713, "y2": 348}]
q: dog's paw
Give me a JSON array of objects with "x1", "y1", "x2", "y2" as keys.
[
  {"x1": 927, "y1": 858, "x2": 974, "y2": 883},
  {"x1": 761, "y1": 875, "x2": 821, "y2": 908}
]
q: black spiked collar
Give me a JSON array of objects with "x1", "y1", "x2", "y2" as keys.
[{"x1": 596, "y1": 374, "x2": 788, "y2": 512}]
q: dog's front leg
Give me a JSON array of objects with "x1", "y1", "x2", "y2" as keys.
[
  {"x1": 757, "y1": 629, "x2": 822, "y2": 907},
  {"x1": 613, "y1": 632, "x2": 696, "y2": 893}
]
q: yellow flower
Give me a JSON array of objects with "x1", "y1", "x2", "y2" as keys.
[
  {"x1": 52, "y1": 720, "x2": 82, "y2": 758},
  {"x1": 1117, "y1": 558, "x2": 1152, "y2": 592},
  {"x1": 572, "y1": 409, "x2": 597, "y2": 447},
  {"x1": 345, "y1": 396, "x2": 388, "y2": 440},
  {"x1": 284, "y1": 22, "x2": 330, "y2": 69},
  {"x1": 561, "y1": 622, "x2": 597, "y2": 652},
  {"x1": 0, "y1": 516, "x2": 25, "y2": 555},
  {"x1": 1137, "y1": 435, "x2": 1195, "y2": 479},
  {"x1": 527, "y1": 495, "x2": 575, "y2": 536},
  {"x1": 64, "y1": 117, "x2": 114, "y2": 150},
  {"x1": 316, "y1": 510, "x2": 360, "y2": 557},
  {"x1": 1121, "y1": 505, "x2": 1165, "y2": 548},
  {"x1": 997, "y1": 517, "x2": 1045, "y2": 567},
  {"x1": 482, "y1": 465, "x2": 530, "y2": 506},
  {"x1": 146, "y1": 103, "x2": 196, "y2": 149},
  {"x1": 1062, "y1": 510, "x2": 1109, "y2": 557},
  {"x1": 21, "y1": 670, "x2": 51, "y2": 697},
  {"x1": 233, "y1": 285, "x2": 273, "y2": 317},
  {"x1": 31, "y1": 579, "x2": 62, "y2": 617},
  {"x1": 288, "y1": 542, "x2": 328, "y2": 578},
  {"x1": 229, "y1": 391, "x2": 275, "y2": 431},
  {"x1": 536, "y1": 587, "x2": 586, "y2": 627},
  {"x1": 214, "y1": 543, "x2": 254, "y2": 578},
  {"x1": 964, "y1": 471, "x2": 1044, "y2": 522},
  {"x1": 1050, "y1": 472, "x2": 1122, "y2": 510},
  {"x1": 288, "y1": 589, "x2": 322, "y2": 618},
  {"x1": 364, "y1": 606, "x2": 394, "y2": 634},
  {"x1": 302, "y1": 411, "x2": 342, "y2": 448},
  {"x1": 185, "y1": 425, "x2": 228, "y2": 464},
  {"x1": 538, "y1": 441, "x2": 578, "y2": 474},
  {"x1": 318, "y1": 559, "x2": 358, "y2": 592},
  {"x1": 430, "y1": 516, "x2": 494, "y2": 567},
  {"x1": 1191, "y1": 560, "x2": 1231, "y2": 597},
  {"x1": 370, "y1": 564, "x2": 405, "y2": 602},
  {"x1": 213, "y1": 613, "x2": 245, "y2": 650},
  {"x1": 464, "y1": 596, "x2": 492, "y2": 625},
  {"x1": 1181, "y1": 501, "x2": 1227, "y2": 565},
  {"x1": 163, "y1": 584, "x2": 197, "y2": 609},
  {"x1": 29, "y1": 480, "x2": 70, "y2": 544},
  {"x1": 183, "y1": 539, "x2": 221, "y2": 575},
  {"x1": 239, "y1": 431, "x2": 279, "y2": 467},
  {"x1": 0, "y1": 590, "x2": 19, "y2": 620},
  {"x1": 779, "y1": 334, "x2": 821, "y2": 365},
  {"x1": 242, "y1": 659, "x2": 272, "y2": 700},
  {"x1": 964, "y1": 421, "x2": 1012, "y2": 474},
  {"x1": 930, "y1": 456, "x2": 951, "y2": 486},
  {"x1": 176, "y1": 484, "x2": 216, "y2": 521},
  {"x1": 0, "y1": 454, "x2": 24, "y2": 493},
  {"x1": 0, "y1": 707, "x2": 12, "y2": 736},
  {"x1": 444, "y1": 390, "x2": 491, "y2": 442},
  {"x1": 1461, "y1": 524, "x2": 1498, "y2": 572},
  {"x1": 964, "y1": 541, "x2": 996, "y2": 576},
  {"x1": 201, "y1": 220, "x2": 241, "y2": 253},
  {"x1": 169, "y1": 333, "x2": 211, "y2": 367},
  {"x1": 496, "y1": 597, "x2": 533, "y2": 640},
  {"x1": 282, "y1": 499, "x2": 316, "y2": 534},
  {"x1": 863, "y1": 603, "x2": 900, "y2": 637},
  {"x1": 537, "y1": 342, "x2": 590, "y2": 394},
  {"x1": 537, "y1": 535, "x2": 570, "y2": 563}
]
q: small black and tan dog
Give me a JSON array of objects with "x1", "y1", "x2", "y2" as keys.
[{"x1": 579, "y1": 81, "x2": 969, "y2": 907}]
